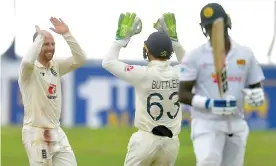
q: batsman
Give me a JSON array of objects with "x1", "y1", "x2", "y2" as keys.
[{"x1": 178, "y1": 3, "x2": 265, "y2": 166}]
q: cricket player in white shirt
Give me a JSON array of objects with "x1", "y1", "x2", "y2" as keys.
[
  {"x1": 18, "y1": 17, "x2": 86, "y2": 166},
  {"x1": 178, "y1": 3, "x2": 265, "y2": 166},
  {"x1": 102, "y1": 12, "x2": 185, "y2": 166}
]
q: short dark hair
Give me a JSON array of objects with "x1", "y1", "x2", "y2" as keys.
[{"x1": 33, "y1": 32, "x2": 38, "y2": 42}]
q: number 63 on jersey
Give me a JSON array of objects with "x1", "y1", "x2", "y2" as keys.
[{"x1": 147, "y1": 92, "x2": 180, "y2": 121}]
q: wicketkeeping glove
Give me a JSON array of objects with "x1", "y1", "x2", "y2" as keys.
[
  {"x1": 154, "y1": 12, "x2": 178, "y2": 42},
  {"x1": 115, "y1": 12, "x2": 142, "y2": 47},
  {"x1": 242, "y1": 88, "x2": 265, "y2": 107},
  {"x1": 206, "y1": 95, "x2": 237, "y2": 115}
]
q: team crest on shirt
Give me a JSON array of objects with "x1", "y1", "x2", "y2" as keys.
[
  {"x1": 50, "y1": 67, "x2": 57, "y2": 77},
  {"x1": 236, "y1": 59, "x2": 246, "y2": 67},
  {"x1": 47, "y1": 84, "x2": 57, "y2": 99},
  {"x1": 125, "y1": 65, "x2": 134, "y2": 72},
  {"x1": 41, "y1": 149, "x2": 47, "y2": 159}
]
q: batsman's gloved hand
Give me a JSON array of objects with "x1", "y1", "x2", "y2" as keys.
[
  {"x1": 242, "y1": 88, "x2": 265, "y2": 107},
  {"x1": 115, "y1": 12, "x2": 142, "y2": 47},
  {"x1": 206, "y1": 95, "x2": 237, "y2": 115},
  {"x1": 154, "y1": 12, "x2": 178, "y2": 42}
]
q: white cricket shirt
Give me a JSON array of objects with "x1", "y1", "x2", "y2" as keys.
[
  {"x1": 102, "y1": 41, "x2": 185, "y2": 136},
  {"x1": 180, "y1": 39, "x2": 265, "y2": 120},
  {"x1": 18, "y1": 32, "x2": 86, "y2": 128}
]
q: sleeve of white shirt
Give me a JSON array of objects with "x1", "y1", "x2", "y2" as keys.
[
  {"x1": 246, "y1": 49, "x2": 265, "y2": 85},
  {"x1": 179, "y1": 50, "x2": 198, "y2": 81},
  {"x1": 102, "y1": 41, "x2": 146, "y2": 85},
  {"x1": 19, "y1": 34, "x2": 45, "y2": 82},
  {"x1": 56, "y1": 32, "x2": 87, "y2": 76},
  {"x1": 172, "y1": 41, "x2": 185, "y2": 63}
]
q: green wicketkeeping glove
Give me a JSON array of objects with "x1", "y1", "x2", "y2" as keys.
[
  {"x1": 154, "y1": 12, "x2": 178, "y2": 42},
  {"x1": 116, "y1": 12, "x2": 142, "y2": 47}
]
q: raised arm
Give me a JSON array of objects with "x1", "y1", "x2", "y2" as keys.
[
  {"x1": 102, "y1": 12, "x2": 144, "y2": 85},
  {"x1": 57, "y1": 32, "x2": 86, "y2": 76},
  {"x1": 172, "y1": 41, "x2": 185, "y2": 63},
  {"x1": 49, "y1": 17, "x2": 86, "y2": 76},
  {"x1": 19, "y1": 26, "x2": 45, "y2": 82},
  {"x1": 154, "y1": 13, "x2": 185, "y2": 63},
  {"x1": 102, "y1": 41, "x2": 145, "y2": 85}
]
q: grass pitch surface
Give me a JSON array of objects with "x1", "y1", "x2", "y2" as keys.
[{"x1": 1, "y1": 126, "x2": 276, "y2": 166}]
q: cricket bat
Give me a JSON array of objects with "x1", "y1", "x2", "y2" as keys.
[{"x1": 211, "y1": 18, "x2": 228, "y2": 97}]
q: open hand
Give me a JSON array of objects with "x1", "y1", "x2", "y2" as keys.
[
  {"x1": 154, "y1": 13, "x2": 178, "y2": 41},
  {"x1": 49, "y1": 17, "x2": 69, "y2": 35},
  {"x1": 116, "y1": 12, "x2": 142, "y2": 40},
  {"x1": 34, "y1": 25, "x2": 47, "y2": 37}
]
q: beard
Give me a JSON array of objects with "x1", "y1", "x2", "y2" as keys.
[{"x1": 44, "y1": 51, "x2": 54, "y2": 61}]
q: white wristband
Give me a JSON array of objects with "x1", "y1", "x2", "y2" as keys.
[{"x1": 191, "y1": 95, "x2": 209, "y2": 110}]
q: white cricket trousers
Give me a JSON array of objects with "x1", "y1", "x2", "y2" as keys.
[
  {"x1": 124, "y1": 130, "x2": 180, "y2": 166},
  {"x1": 22, "y1": 125, "x2": 77, "y2": 166},
  {"x1": 191, "y1": 118, "x2": 249, "y2": 166}
]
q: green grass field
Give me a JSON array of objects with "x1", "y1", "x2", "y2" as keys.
[{"x1": 1, "y1": 126, "x2": 276, "y2": 166}]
